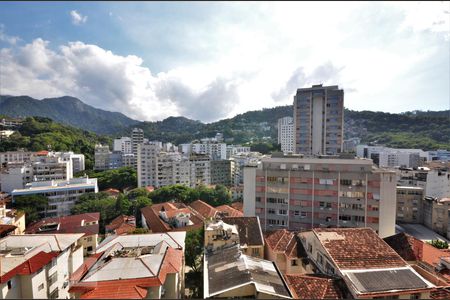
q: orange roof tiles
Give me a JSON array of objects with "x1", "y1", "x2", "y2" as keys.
[
  {"x1": 265, "y1": 229, "x2": 299, "y2": 258},
  {"x1": 230, "y1": 201, "x2": 243, "y2": 212},
  {"x1": 285, "y1": 274, "x2": 345, "y2": 299},
  {"x1": 215, "y1": 205, "x2": 243, "y2": 217},
  {"x1": 189, "y1": 200, "x2": 218, "y2": 219},
  {"x1": 313, "y1": 228, "x2": 408, "y2": 270},
  {"x1": 105, "y1": 215, "x2": 136, "y2": 235},
  {"x1": 25, "y1": 213, "x2": 100, "y2": 237}
]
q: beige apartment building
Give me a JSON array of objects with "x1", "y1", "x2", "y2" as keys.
[
  {"x1": 244, "y1": 154, "x2": 397, "y2": 238},
  {"x1": 396, "y1": 186, "x2": 424, "y2": 224},
  {"x1": 294, "y1": 84, "x2": 344, "y2": 156}
]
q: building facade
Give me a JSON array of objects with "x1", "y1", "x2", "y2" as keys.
[
  {"x1": 396, "y1": 186, "x2": 424, "y2": 224},
  {"x1": 244, "y1": 155, "x2": 397, "y2": 238},
  {"x1": 210, "y1": 160, "x2": 235, "y2": 187},
  {"x1": 294, "y1": 84, "x2": 344, "y2": 155},
  {"x1": 277, "y1": 116, "x2": 294, "y2": 154}
]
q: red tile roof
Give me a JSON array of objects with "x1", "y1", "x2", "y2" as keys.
[
  {"x1": 285, "y1": 274, "x2": 345, "y2": 299},
  {"x1": 35, "y1": 150, "x2": 49, "y2": 156},
  {"x1": 0, "y1": 225, "x2": 17, "y2": 237},
  {"x1": 140, "y1": 202, "x2": 204, "y2": 233},
  {"x1": 105, "y1": 215, "x2": 136, "y2": 235},
  {"x1": 216, "y1": 205, "x2": 244, "y2": 217},
  {"x1": 0, "y1": 251, "x2": 59, "y2": 283},
  {"x1": 265, "y1": 229, "x2": 298, "y2": 258},
  {"x1": 313, "y1": 228, "x2": 408, "y2": 270},
  {"x1": 71, "y1": 247, "x2": 183, "y2": 299},
  {"x1": 25, "y1": 213, "x2": 100, "y2": 237},
  {"x1": 103, "y1": 188, "x2": 120, "y2": 196},
  {"x1": 189, "y1": 200, "x2": 218, "y2": 219},
  {"x1": 230, "y1": 201, "x2": 243, "y2": 212}
]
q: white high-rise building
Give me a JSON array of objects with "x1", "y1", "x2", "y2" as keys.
[
  {"x1": 277, "y1": 116, "x2": 294, "y2": 154},
  {"x1": 294, "y1": 84, "x2": 344, "y2": 155},
  {"x1": 113, "y1": 137, "x2": 132, "y2": 154},
  {"x1": 137, "y1": 143, "x2": 160, "y2": 188},
  {"x1": 180, "y1": 142, "x2": 227, "y2": 160},
  {"x1": 131, "y1": 128, "x2": 144, "y2": 156}
]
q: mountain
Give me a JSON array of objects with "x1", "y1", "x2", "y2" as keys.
[{"x1": 0, "y1": 95, "x2": 138, "y2": 134}]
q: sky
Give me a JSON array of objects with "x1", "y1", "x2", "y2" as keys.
[{"x1": 0, "y1": 1, "x2": 449, "y2": 123}]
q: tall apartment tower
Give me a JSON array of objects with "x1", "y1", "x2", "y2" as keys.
[
  {"x1": 243, "y1": 154, "x2": 397, "y2": 238},
  {"x1": 277, "y1": 117, "x2": 294, "y2": 154},
  {"x1": 294, "y1": 84, "x2": 344, "y2": 155},
  {"x1": 131, "y1": 128, "x2": 144, "y2": 156}
]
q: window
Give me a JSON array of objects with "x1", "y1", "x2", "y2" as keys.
[
  {"x1": 38, "y1": 283, "x2": 44, "y2": 291},
  {"x1": 278, "y1": 209, "x2": 287, "y2": 215},
  {"x1": 307, "y1": 243, "x2": 312, "y2": 253},
  {"x1": 49, "y1": 288, "x2": 59, "y2": 299},
  {"x1": 87, "y1": 237, "x2": 93, "y2": 242},
  {"x1": 300, "y1": 212, "x2": 307, "y2": 218},
  {"x1": 7, "y1": 280, "x2": 11, "y2": 289},
  {"x1": 410, "y1": 293, "x2": 420, "y2": 299},
  {"x1": 268, "y1": 208, "x2": 276, "y2": 214},
  {"x1": 252, "y1": 248, "x2": 260, "y2": 256},
  {"x1": 49, "y1": 272, "x2": 58, "y2": 286},
  {"x1": 294, "y1": 210, "x2": 300, "y2": 216},
  {"x1": 256, "y1": 197, "x2": 261, "y2": 202},
  {"x1": 291, "y1": 259, "x2": 298, "y2": 266},
  {"x1": 87, "y1": 246, "x2": 93, "y2": 252},
  {"x1": 317, "y1": 253, "x2": 324, "y2": 265}
]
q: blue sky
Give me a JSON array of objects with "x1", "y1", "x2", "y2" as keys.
[{"x1": 0, "y1": 1, "x2": 449, "y2": 122}]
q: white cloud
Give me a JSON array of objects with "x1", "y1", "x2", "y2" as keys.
[
  {"x1": 0, "y1": 24, "x2": 20, "y2": 45},
  {"x1": 70, "y1": 10, "x2": 88, "y2": 25}
]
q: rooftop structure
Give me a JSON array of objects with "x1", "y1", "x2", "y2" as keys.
[
  {"x1": 203, "y1": 245, "x2": 292, "y2": 299},
  {"x1": 105, "y1": 215, "x2": 136, "y2": 235},
  {"x1": 284, "y1": 274, "x2": 345, "y2": 299}
]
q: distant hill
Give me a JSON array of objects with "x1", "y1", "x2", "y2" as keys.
[{"x1": 0, "y1": 95, "x2": 138, "y2": 134}]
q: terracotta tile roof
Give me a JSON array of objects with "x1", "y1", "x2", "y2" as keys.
[
  {"x1": 71, "y1": 247, "x2": 183, "y2": 299},
  {"x1": 105, "y1": 215, "x2": 136, "y2": 235},
  {"x1": 35, "y1": 150, "x2": 49, "y2": 156},
  {"x1": 313, "y1": 228, "x2": 408, "y2": 270},
  {"x1": 0, "y1": 251, "x2": 59, "y2": 283},
  {"x1": 25, "y1": 213, "x2": 100, "y2": 237},
  {"x1": 189, "y1": 200, "x2": 218, "y2": 219},
  {"x1": 103, "y1": 188, "x2": 120, "y2": 196},
  {"x1": 0, "y1": 225, "x2": 17, "y2": 237},
  {"x1": 222, "y1": 217, "x2": 264, "y2": 247},
  {"x1": 140, "y1": 202, "x2": 204, "y2": 233},
  {"x1": 265, "y1": 229, "x2": 299, "y2": 258},
  {"x1": 285, "y1": 274, "x2": 345, "y2": 299},
  {"x1": 230, "y1": 201, "x2": 243, "y2": 212},
  {"x1": 216, "y1": 205, "x2": 243, "y2": 217}
]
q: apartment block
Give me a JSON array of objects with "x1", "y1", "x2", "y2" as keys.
[
  {"x1": 131, "y1": 128, "x2": 144, "y2": 156},
  {"x1": 11, "y1": 177, "x2": 98, "y2": 218},
  {"x1": 230, "y1": 152, "x2": 265, "y2": 186},
  {"x1": 226, "y1": 145, "x2": 251, "y2": 159},
  {"x1": 94, "y1": 144, "x2": 123, "y2": 171},
  {"x1": 356, "y1": 145, "x2": 428, "y2": 168},
  {"x1": 180, "y1": 142, "x2": 227, "y2": 160},
  {"x1": 397, "y1": 164, "x2": 450, "y2": 199},
  {"x1": 278, "y1": 116, "x2": 294, "y2": 154},
  {"x1": 0, "y1": 164, "x2": 33, "y2": 193},
  {"x1": 31, "y1": 154, "x2": 72, "y2": 182},
  {"x1": 243, "y1": 154, "x2": 397, "y2": 238},
  {"x1": 294, "y1": 84, "x2": 344, "y2": 155},
  {"x1": 396, "y1": 186, "x2": 424, "y2": 224},
  {"x1": 53, "y1": 152, "x2": 85, "y2": 174},
  {"x1": 210, "y1": 159, "x2": 235, "y2": 187},
  {"x1": 113, "y1": 136, "x2": 132, "y2": 154},
  {"x1": 422, "y1": 197, "x2": 450, "y2": 238},
  {"x1": 0, "y1": 233, "x2": 84, "y2": 299},
  {"x1": 0, "y1": 200, "x2": 25, "y2": 235},
  {"x1": 0, "y1": 151, "x2": 34, "y2": 166}
]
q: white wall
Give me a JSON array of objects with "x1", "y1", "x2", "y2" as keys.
[
  {"x1": 379, "y1": 172, "x2": 397, "y2": 238},
  {"x1": 243, "y1": 167, "x2": 257, "y2": 217}
]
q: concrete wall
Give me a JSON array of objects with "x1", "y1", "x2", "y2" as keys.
[{"x1": 243, "y1": 167, "x2": 257, "y2": 217}]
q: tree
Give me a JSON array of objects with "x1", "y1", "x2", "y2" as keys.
[
  {"x1": 131, "y1": 228, "x2": 149, "y2": 234},
  {"x1": 429, "y1": 239, "x2": 449, "y2": 249},
  {"x1": 13, "y1": 195, "x2": 49, "y2": 225},
  {"x1": 129, "y1": 196, "x2": 152, "y2": 227},
  {"x1": 149, "y1": 184, "x2": 192, "y2": 203},
  {"x1": 185, "y1": 228, "x2": 204, "y2": 273}
]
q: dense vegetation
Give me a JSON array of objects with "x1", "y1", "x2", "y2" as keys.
[
  {"x1": 78, "y1": 167, "x2": 137, "y2": 191},
  {"x1": 0, "y1": 116, "x2": 110, "y2": 169},
  {"x1": 70, "y1": 184, "x2": 232, "y2": 232},
  {"x1": 13, "y1": 194, "x2": 49, "y2": 224},
  {"x1": 428, "y1": 239, "x2": 449, "y2": 249},
  {"x1": 185, "y1": 228, "x2": 204, "y2": 298}
]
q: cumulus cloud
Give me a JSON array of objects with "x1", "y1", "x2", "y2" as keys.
[
  {"x1": 70, "y1": 10, "x2": 88, "y2": 25},
  {"x1": 271, "y1": 62, "x2": 344, "y2": 102},
  {"x1": 0, "y1": 24, "x2": 20, "y2": 45},
  {"x1": 0, "y1": 39, "x2": 242, "y2": 122}
]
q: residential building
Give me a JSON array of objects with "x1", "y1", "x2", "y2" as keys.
[
  {"x1": 0, "y1": 233, "x2": 84, "y2": 299},
  {"x1": 210, "y1": 160, "x2": 235, "y2": 187},
  {"x1": 0, "y1": 200, "x2": 25, "y2": 235},
  {"x1": 396, "y1": 186, "x2": 424, "y2": 224},
  {"x1": 222, "y1": 216, "x2": 264, "y2": 259},
  {"x1": 122, "y1": 153, "x2": 135, "y2": 168},
  {"x1": 357, "y1": 145, "x2": 428, "y2": 168},
  {"x1": 215, "y1": 205, "x2": 243, "y2": 217},
  {"x1": 294, "y1": 84, "x2": 344, "y2": 155},
  {"x1": 265, "y1": 229, "x2": 311, "y2": 274},
  {"x1": 342, "y1": 137, "x2": 360, "y2": 153},
  {"x1": 244, "y1": 154, "x2": 397, "y2": 238},
  {"x1": 396, "y1": 165, "x2": 450, "y2": 199},
  {"x1": 231, "y1": 152, "x2": 264, "y2": 185},
  {"x1": 188, "y1": 154, "x2": 211, "y2": 187},
  {"x1": 180, "y1": 142, "x2": 227, "y2": 160},
  {"x1": 11, "y1": 177, "x2": 98, "y2": 218},
  {"x1": 52, "y1": 152, "x2": 85, "y2": 174},
  {"x1": 204, "y1": 220, "x2": 240, "y2": 252},
  {"x1": 422, "y1": 197, "x2": 450, "y2": 238},
  {"x1": 0, "y1": 164, "x2": 33, "y2": 193},
  {"x1": 105, "y1": 215, "x2": 136, "y2": 235},
  {"x1": 94, "y1": 144, "x2": 123, "y2": 171},
  {"x1": 131, "y1": 128, "x2": 144, "y2": 158},
  {"x1": 25, "y1": 213, "x2": 100, "y2": 256},
  {"x1": 429, "y1": 150, "x2": 450, "y2": 162},
  {"x1": 0, "y1": 151, "x2": 34, "y2": 166},
  {"x1": 113, "y1": 136, "x2": 132, "y2": 154},
  {"x1": 141, "y1": 202, "x2": 204, "y2": 233},
  {"x1": 299, "y1": 228, "x2": 436, "y2": 299},
  {"x1": 31, "y1": 154, "x2": 72, "y2": 182},
  {"x1": 137, "y1": 143, "x2": 161, "y2": 188},
  {"x1": 231, "y1": 185, "x2": 244, "y2": 201},
  {"x1": 69, "y1": 232, "x2": 186, "y2": 299},
  {"x1": 226, "y1": 145, "x2": 251, "y2": 159},
  {"x1": 284, "y1": 274, "x2": 346, "y2": 299},
  {"x1": 278, "y1": 116, "x2": 294, "y2": 154},
  {"x1": 0, "y1": 130, "x2": 15, "y2": 139},
  {"x1": 188, "y1": 200, "x2": 218, "y2": 219},
  {"x1": 203, "y1": 244, "x2": 292, "y2": 298}
]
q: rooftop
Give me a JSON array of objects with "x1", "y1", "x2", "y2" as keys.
[
  {"x1": 215, "y1": 204, "x2": 243, "y2": 217},
  {"x1": 313, "y1": 228, "x2": 407, "y2": 270},
  {"x1": 396, "y1": 224, "x2": 450, "y2": 243},
  {"x1": 189, "y1": 200, "x2": 218, "y2": 219},
  {"x1": 105, "y1": 215, "x2": 136, "y2": 235},
  {"x1": 25, "y1": 213, "x2": 100, "y2": 237},
  {"x1": 222, "y1": 216, "x2": 264, "y2": 247},
  {"x1": 204, "y1": 245, "x2": 292, "y2": 298},
  {"x1": 284, "y1": 274, "x2": 345, "y2": 299},
  {"x1": 265, "y1": 229, "x2": 305, "y2": 258}
]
